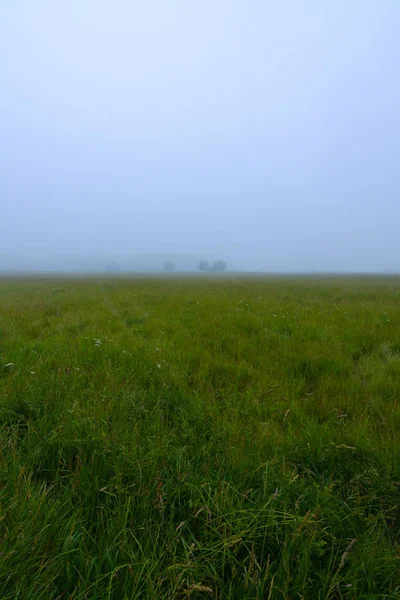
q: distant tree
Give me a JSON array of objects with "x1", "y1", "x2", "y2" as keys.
[
  {"x1": 210, "y1": 260, "x2": 227, "y2": 272},
  {"x1": 106, "y1": 261, "x2": 120, "y2": 273},
  {"x1": 198, "y1": 260, "x2": 209, "y2": 272},
  {"x1": 164, "y1": 260, "x2": 175, "y2": 272}
]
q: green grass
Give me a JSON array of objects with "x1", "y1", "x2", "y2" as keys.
[{"x1": 0, "y1": 275, "x2": 399, "y2": 599}]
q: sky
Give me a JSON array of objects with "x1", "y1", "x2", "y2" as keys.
[{"x1": 1, "y1": 0, "x2": 400, "y2": 272}]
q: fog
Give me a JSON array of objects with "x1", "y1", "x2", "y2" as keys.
[{"x1": 1, "y1": 1, "x2": 399, "y2": 273}]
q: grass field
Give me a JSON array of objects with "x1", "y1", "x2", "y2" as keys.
[{"x1": 0, "y1": 276, "x2": 399, "y2": 599}]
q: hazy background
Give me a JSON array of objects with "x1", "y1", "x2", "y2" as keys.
[{"x1": 1, "y1": 0, "x2": 399, "y2": 273}]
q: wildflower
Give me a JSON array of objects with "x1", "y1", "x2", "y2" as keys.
[
  {"x1": 30, "y1": 371, "x2": 35, "y2": 374},
  {"x1": 157, "y1": 364, "x2": 161, "y2": 368}
]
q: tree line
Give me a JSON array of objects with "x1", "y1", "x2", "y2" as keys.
[
  {"x1": 164, "y1": 260, "x2": 226, "y2": 272},
  {"x1": 105, "y1": 260, "x2": 227, "y2": 273}
]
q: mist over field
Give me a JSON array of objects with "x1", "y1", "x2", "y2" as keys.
[
  {"x1": 1, "y1": 1, "x2": 400, "y2": 273},
  {"x1": 1, "y1": 4, "x2": 400, "y2": 597}
]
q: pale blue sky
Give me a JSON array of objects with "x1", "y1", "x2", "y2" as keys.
[{"x1": 1, "y1": 1, "x2": 399, "y2": 271}]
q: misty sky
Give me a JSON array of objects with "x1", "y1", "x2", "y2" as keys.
[{"x1": 1, "y1": 1, "x2": 400, "y2": 271}]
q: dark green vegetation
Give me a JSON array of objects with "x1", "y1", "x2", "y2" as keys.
[{"x1": 0, "y1": 276, "x2": 399, "y2": 599}]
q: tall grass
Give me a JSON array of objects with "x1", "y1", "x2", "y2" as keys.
[{"x1": 0, "y1": 276, "x2": 399, "y2": 598}]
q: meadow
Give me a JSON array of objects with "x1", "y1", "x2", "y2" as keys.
[{"x1": 0, "y1": 275, "x2": 399, "y2": 599}]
